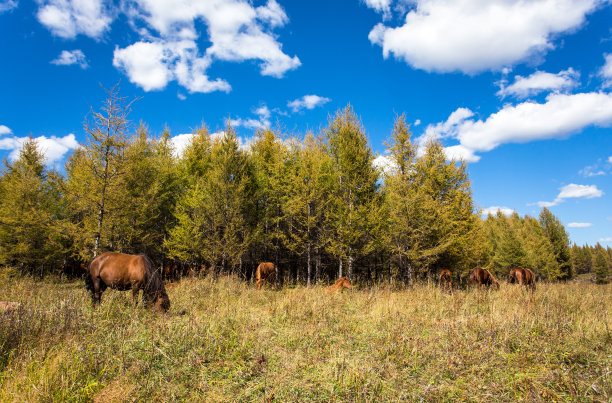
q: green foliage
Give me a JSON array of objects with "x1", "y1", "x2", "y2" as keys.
[
  {"x1": 325, "y1": 106, "x2": 381, "y2": 279},
  {"x1": 539, "y1": 207, "x2": 573, "y2": 280},
  {"x1": 0, "y1": 139, "x2": 66, "y2": 274},
  {"x1": 166, "y1": 126, "x2": 255, "y2": 270},
  {"x1": 593, "y1": 243, "x2": 610, "y2": 284}
]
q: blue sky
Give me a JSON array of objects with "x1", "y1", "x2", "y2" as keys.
[{"x1": 1, "y1": 0, "x2": 611, "y2": 246}]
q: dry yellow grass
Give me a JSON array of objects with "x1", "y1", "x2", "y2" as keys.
[{"x1": 0, "y1": 274, "x2": 610, "y2": 401}]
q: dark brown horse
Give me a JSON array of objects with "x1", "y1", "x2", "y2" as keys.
[
  {"x1": 256, "y1": 262, "x2": 275, "y2": 290},
  {"x1": 438, "y1": 269, "x2": 453, "y2": 294},
  {"x1": 469, "y1": 267, "x2": 500, "y2": 290},
  {"x1": 86, "y1": 252, "x2": 170, "y2": 312},
  {"x1": 508, "y1": 267, "x2": 536, "y2": 290},
  {"x1": 325, "y1": 277, "x2": 352, "y2": 292}
]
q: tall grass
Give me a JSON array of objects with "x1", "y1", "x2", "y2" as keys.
[{"x1": 0, "y1": 274, "x2": 610, "y2": 401}]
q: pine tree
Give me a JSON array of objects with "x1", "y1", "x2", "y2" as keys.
[
  {"x1": 325, "y1": 106, "x2": 380, "y2": 280},
  {"x1": 65, "y1": 84, "x2": 133, "y2": 258},
  {"x1": 593, "y1": 243, "x2": 610, "y2": 283},
  {"x1": 0, "y1": 139, "x2": 66, "y2": 274},
  {"x1": 284, "y1": 132, "x2": 334, "y2": 285},
  {"x1": 539, "y1": 207, "x2": 572, "y2": 280}
]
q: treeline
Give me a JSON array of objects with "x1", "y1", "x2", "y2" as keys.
[{"x1": 0, "y1": 87, "x2": 609, "y2": 284}]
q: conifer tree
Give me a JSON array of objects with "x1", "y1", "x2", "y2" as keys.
[
  {"x1": 65, "y1": 84, "x2": 133, "y2": 258},
  {"x1": 325, "y1": 106, "x2": 380, "y2": 280},
  {"x1": 593, "y1": 243, "x2": 610, "y2": 283},
  {"x1": 284, "y1": 132, "x2": 334, "y2": 285},
  {"x1": 0, "y1": 139, "x2": 66, "y2": 274},
  {"x1": 539, "y1": 207, "x2": 572, "y2": 280}
]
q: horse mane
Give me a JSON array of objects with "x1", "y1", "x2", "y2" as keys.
[{"x1": 142, "y1": 255, "x2": 165, "y2": 304}]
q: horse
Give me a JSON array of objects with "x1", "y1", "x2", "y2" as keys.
[
  {"x1": 508, "y1": 267, "x2": 536, "y2": 290},
  {"x1": 163, "y1": 261, "x2": 181, "y2": 281},
  {"x1": 325, "y1": 277, "x2": 352, "y2": 292},
  {"x1": 438, "y1": 269, "x2": 453, "y2": 294},
  {"x1": 256, "y1": 262, "x2": 275, "y2": 290},
  {"x1": 86, "y1": 252, "x2": 170, "y2": 313},
  {"x1": 469, "y1": 267, "x2": 500, "y2": 290}
]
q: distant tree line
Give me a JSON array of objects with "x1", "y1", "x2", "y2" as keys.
[{"x1": 0, "y1": 86, "x2": 609, "y2": 284}]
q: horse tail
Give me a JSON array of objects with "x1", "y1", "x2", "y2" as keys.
[{"x1": 84, "y1": 260, "x2": 94, "y2": 297}]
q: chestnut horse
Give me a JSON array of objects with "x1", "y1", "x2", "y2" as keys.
[
  {"x1": 325, "y1": 277, "x2": 352, "y2": 292},
  {"x1": 469, "y1": 267, "x2": 500, "y2": 290},
  {"x1": 508, "y1": 267, "x2": 536, "y2": 290},
  {"x1": 438, "y1": 269, "x2": 453, "y2": 294},
  {"x1": 256, "y1": 262, "x2": 275, "y2": 290},
  {"x1": 86, "y1": 252, "x2": 170, "y2": 312}
]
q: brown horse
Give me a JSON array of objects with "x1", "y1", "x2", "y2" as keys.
[
  {"x1": 438, "y1": 269, "x2": 453, "y2": 294},
  {"x1": 325, "y1": 277, "x2": 352, "y2": 292},
  {"x1": 86, "y1": 252, "x2": 170, "y2": 312},
  {"x1": 469, "y1": 267, "x2": 500, "y2": 290},
  {"x1": 508, "y1": 267, "x2": 536, "y2": 290},
  {"x1": 256, "y1": 262, "x2": 275, "y2": 290}
]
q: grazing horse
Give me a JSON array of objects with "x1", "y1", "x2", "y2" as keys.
[
  {"x1": 325, "y1": 277, "x2": 352, "y2": 292},
  {"x1": 508, "y1": 267, "x2": 536, "y2": 290},
  {"x1": 163, "y1": 261, "x2": 181, "y2": 281},
  {"x1": 255, "y1": 262, "x2": 275, "y2": 290},
  {"x1": 469, "y1": 267, "x2": 500, "y2": 290},
  {"x1": 86, "y1": 252, "x2": 170, "y2": 312},
  {"x1": 438, "y1": 269, "x2": 453, "y2": 294}
]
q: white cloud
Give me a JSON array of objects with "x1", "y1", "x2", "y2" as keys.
[
  {"x1": 601, "y1": 53, "x2": 612, "y2": 87},
  {"x1": 413, "y1": 119, "x2": 421, "y2": 126},
  {"x1": 177, "y1": 92, "x2": 186, "y2": 100},
  {"x1": 230, "y1": 104, "x2": 273, "y2": 131},
  {"x1": 598, "y1": 237, "x2": 612, "y2": 243},
  {"x1": 36, "y1": 0, "x2": 112, "y2": 39},
  {"x1": 608, "y1": 156, "x2": 612, "y2": 164},
  {"x1": 424, "y1": 92, "x2": 612, "y2": 162},
  {"x1": 481, "y1": 206, "x2": 515, "y2": 217},
  {"x1": 567, "y1": 222, "x2": 593, "y2": 228},
  {"x1": 363, "y1": 0, "x2": 392, "y2": 19},
  {"x1": 497, "y1": 68, "x2": 579, "y2": 98},
  {"x1": 0, "y1": 0, "x2": 18, "y2": 13},
  {"x1": 113, "y1": 0, "x2": 300, "y2": 93},
  {"x1": 170, "y1": 132, "x2": 194, "y2": 157},
  {"x1": 537, "y1": 183, "x2": 603, "y2": 207},
  {"x1": 288, "y1": 95, "x2": 331, "y2": 112},
  {"x1": 368, "y1": 0, "x2": 603, "y2": 74},
  {"x1": 51, "y1": 49, "x2": 88, "y2": 68},
  {"x1": 0, "y1": 125, "x2": 11, "y2": 135},
  {"x1": 373, "y1": 154, "x2": 396, "y2": 174},
  {"x1": 0, "y1": 134, "x2": 79, "y2": 165}
]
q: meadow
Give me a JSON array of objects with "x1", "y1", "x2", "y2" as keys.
[{"x1": 0, "y1": 273, "x2": 610, "y2": 402}]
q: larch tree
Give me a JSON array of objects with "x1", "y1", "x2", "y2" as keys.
[
  {"x1": 0, "y1": 139, "x2": 66, "y2": 274},
  {"x1": 539, "y1": 207, "x2": 573, "y2": 280},
  {"x1": 325, "y1": 106, "x2": 380, "y2": 280}
]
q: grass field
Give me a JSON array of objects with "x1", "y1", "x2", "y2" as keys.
[{"x1": 0, "y1": 273, "x2": 610, "y2": 402}]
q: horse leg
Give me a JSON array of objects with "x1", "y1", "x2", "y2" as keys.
[
  {"x1": 93, "y1": 277, "x2": 102, "y2": 307},
  {"x1": 132, "y1": 284, "x2": 141, "y2": 307}
]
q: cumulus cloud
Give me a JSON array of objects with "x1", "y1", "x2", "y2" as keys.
[
  {"x1": 424, "y1": 92, "x2": 612, "y2": 163},
  {"x1": 51, "y1": 49, "x2": 88, "y2": 68},
  {"x1": 598, "y1": 237, "x2": 612, "y2": 243},
  {"x1": 497, "y1": 68, "x2": 579, "y2": 98},
  {"x1": 0, "y1": 134, "x2": 79, "y2": 165},
  {"x1": 373, "y1": 154, "x2": 396, "y2": 175},
  {"x1": 234, "y1": 109, "x2": 272, "y2": 131},
  {"x1": 481, "y1": 206, "x2": 515, "y2": 217},
  {"x1": 368, "y1": 0, "x2": 603, "y2": 74},
  {"x1": 287, "y1": 95, "x2": 331, "y2": 112},
  {"x1": 363, "y1": 0, "x2": 392, "y2": 19},
  {"x1": 601, "y1": 53, "x2": 612, "y2": 87},
  {"x1": 0, "y1": 0, "x2": 18, "y2": 13},
  {"x1": 36, "y1": 0, "x2": 112, "y2": 39},
  {"x1": 537, "y1": 183, "x2": 603, "y2": 207},
  {"x1": 0, "y1": 125, "x2": 12, "y2": 135},
  {"x1": 567, "y1": 222, "x2": 593, "y2": 228},
  {"x1": 579, "y1": 156, "x2": 611, "y2": 177},
  {"x1": 113, "y1": 0, "x2": 300, "y2": 93}
]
